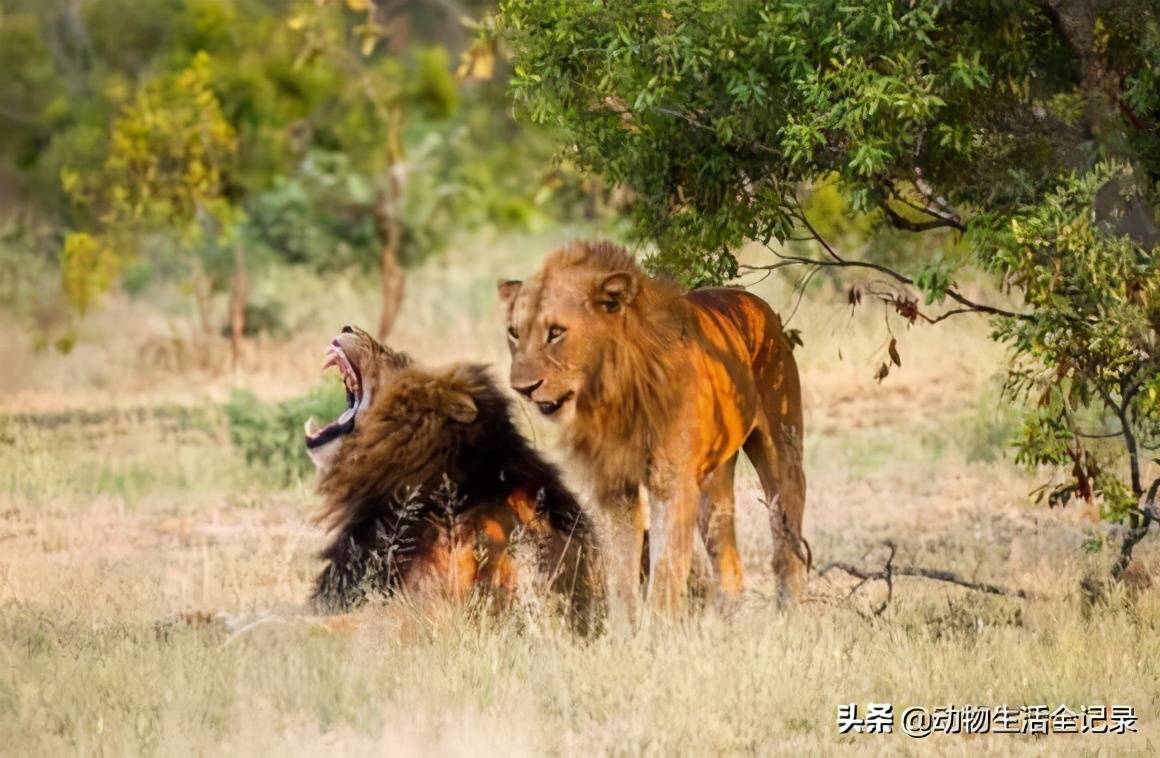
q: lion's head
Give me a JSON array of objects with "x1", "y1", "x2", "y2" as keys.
[
  {"x1": 303, "y1": 325, "x2": 417, "y2": 472},
  {"x1": 499, "y1": 241, "x2": 682, "y2": 429}
]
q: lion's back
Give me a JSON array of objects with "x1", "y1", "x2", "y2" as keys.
[{"x1": 685, "y1": 286, "x2": 785, "y2": 362}]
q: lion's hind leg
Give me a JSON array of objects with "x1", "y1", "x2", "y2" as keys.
[
  {"x1": 743, "y1": 423, "x2": 807, "y2": 603},
  {"x1": 697, "y1": 454, "x2": 745, "y2": 599}
]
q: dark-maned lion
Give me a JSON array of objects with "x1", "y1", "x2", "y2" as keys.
[
  {"x1": 499, "y1": 242, "x2": 806, "y2": 617},
  {"x1": 303, "y1": 326, "x2": 600, "y2": 631}
]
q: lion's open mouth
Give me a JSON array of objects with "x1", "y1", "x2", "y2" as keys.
[
  {"x1": 536, "y1": 391, "x2": 574, "y2": 417},
  {"x1": 305, "y1": 339, "x2": 363, "y2": 449}
]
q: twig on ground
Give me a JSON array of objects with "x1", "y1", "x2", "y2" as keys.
[{"x1": 817, "y1": 541, "x2": 1037, "y2": 614}]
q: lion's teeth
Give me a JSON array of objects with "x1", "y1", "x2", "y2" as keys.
[{"x1": 304, "y1": 417, "x2": 321, "y2": 436}]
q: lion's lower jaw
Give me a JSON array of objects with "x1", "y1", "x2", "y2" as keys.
[{"x1": 304, "y1": 432, "x2": 342, "y2": 471}]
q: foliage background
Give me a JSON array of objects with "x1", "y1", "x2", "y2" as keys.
[{"x1": 498, "y1": 0, "x2": 1160, "y2": 523}]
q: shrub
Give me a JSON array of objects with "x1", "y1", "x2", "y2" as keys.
[{"x1": 224, "y1": 382, "x2": 346, "y2": 487}]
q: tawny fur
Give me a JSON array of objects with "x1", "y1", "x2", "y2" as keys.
[{"x1": 502, "y1": 240, "x2": 807, "y2": 613}]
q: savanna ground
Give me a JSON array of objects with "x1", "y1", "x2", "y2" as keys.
[{"x1": 2, "y1": 232, "x2": 1158, "y2": 756}]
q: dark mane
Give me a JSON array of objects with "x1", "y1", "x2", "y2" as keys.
[{"x1": 311, "y1": 359, "x2": 596, "y2": 627}]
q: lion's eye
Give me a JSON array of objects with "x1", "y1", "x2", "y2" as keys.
[
  {"x1": 547, "y1": 325, "x2": 566, "y2": 343},
  {"x1": 507, "y1": 326, "x2": 519, "y2": 342}
]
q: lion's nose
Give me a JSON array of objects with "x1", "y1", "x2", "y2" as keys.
[
  {"x1": 513, "y1": 379, "x2": 543, "y2": 398},
  {"x1": 341, "y1": 325, "x2": 354, "y2": 334}
]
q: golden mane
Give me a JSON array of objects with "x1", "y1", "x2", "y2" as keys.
[{"x1": 538, "y1": 241, "x2": 689, "y2": 494}]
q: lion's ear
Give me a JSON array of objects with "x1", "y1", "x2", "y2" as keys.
[
  {"x1": 497, "y1": 279, "x2": 522, "y2": 304},
  {"x1": 439, "y1": 390, "x2": 478, "y2": 423},
  {"x1": 595, "y1": 271, "x2": 638, "y2": 313}
]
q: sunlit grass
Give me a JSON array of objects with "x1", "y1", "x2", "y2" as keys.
[
  {"x1": 4, "y1": 584, "x2": 1159, "y2": 755},
  {"x1": 1, "y1": 234, "x2": 1157, "y2": 755}
]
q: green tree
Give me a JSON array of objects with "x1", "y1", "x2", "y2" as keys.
[
  {"x1": 61, "y1": 51, "x2": 239, "y2": 331},
  {"x1": 1, "y1": 0, "x2": 578, "y2": 349},
  {"x1": 499, "y1": 0, "x2": 1160, "y2": 571}
]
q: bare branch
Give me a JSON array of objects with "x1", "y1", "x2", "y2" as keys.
[
  {"x1": 742, "y1": 240, "x2": 1033, "y2": 322},
  {"x1": 782, "y1": 264, "x2": 823, "y2": 326},
  {"x1": 794, "y1": 211, "x2": 844, "y2": 263},
  {"x1": 1111, "y1": 478, "x2": 1160, "y2": 581},
  {"x1": 1074, "y1": 429, "x2": 1125, "y2": 440},
  {"x1": 1097, "y1": 380, "x2": 1143, "y2": 497},
  {"x1": 818, "y1": 542, "x2": 1037, "y2": 607},
  {"x1": 882, "y1": 177, "x2": 967, "y2": 232}
]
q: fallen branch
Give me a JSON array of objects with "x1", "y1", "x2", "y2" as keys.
[{"x1": 817, "y1": 541, "x2": 1036, "y2": 615}]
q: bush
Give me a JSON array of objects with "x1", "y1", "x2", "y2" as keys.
[{"x1": 223, "y1": 381, "x2": 346, "y2": 487}]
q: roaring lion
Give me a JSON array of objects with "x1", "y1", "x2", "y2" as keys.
[
  {"x1": 499, "y1": 241, "x2": 806, "y2": 615},
  {"x1": 303, "y1": 326, "x2": 600, "y2": 631}
]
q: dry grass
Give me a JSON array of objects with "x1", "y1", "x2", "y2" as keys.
[{"x1": 2, "y1": 234, "x2": 1159, "y2": 756}]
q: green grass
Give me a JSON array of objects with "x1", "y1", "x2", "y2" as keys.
[{"x1": 0, "y1": 408, "x2": 247, "y2": 509}]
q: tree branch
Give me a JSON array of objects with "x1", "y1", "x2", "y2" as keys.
[
  {"x1": 744, "y1": 237, "x2": 1032, "y2": 323},
  {"x1": 881, "y1": 179, "x2": 968, "y2": 233},
  {"x1": 883, "y1": 204, "x2": 966, "y2": 233},
  {"x1": 1121, "y1": 393, "x2": 1142, "y2": 499},
  {"x1": 1110, "y1": 477, "x2": 1160, "y2": 582},
  {"x1": 818, "y1": 541, "x2": 1037, "y2": 615},
  {"x1": 1099, "y1": 379, "x2": 1143, "y2": 497},
  {"x1": 1074, "y1": 429, "x2": 1125, "y2": 440}
]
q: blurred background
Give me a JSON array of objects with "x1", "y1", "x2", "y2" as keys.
[
  {"x1": 0, "y1": 0, "x2": 626, "y2": 385},
  {"x1": 0, "y1": 0, "x2": 1026, "y2": 504}
]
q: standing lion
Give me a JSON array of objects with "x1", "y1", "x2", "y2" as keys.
[
  {"x1": 499, "y1": 241, "x2": 806, "y2": 617},
  {"x1": 303, "y1": 326, "x2": 600, "y2": 632}
]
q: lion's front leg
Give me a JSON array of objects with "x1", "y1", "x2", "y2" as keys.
[
  {"x1": 646, "y1": 476, "x2": 699, "y2": 616},
  {"x1": 598, "y1": 485, "x2": 647, "y2": 630}
]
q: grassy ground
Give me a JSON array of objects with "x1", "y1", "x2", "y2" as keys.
[{"x1": 2, "y1": 233, "x2": 1158, "y2": 756}]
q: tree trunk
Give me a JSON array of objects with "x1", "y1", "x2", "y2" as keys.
[
  {"x1": 374, "y1": 161, "x2": 407, "y2": 341},
  {"x1": 377, "y1": 240, "x2": 405, "y2": 341},
  {"x1": 229, "y1": 243, "x2": 248, "y2": 370},
  {"x1": 1034, "y1": 0, "x2": 1153, "y2": 140},
  {"x1": 190, "y1": 256, "x2": 214, "y2": 336}
]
